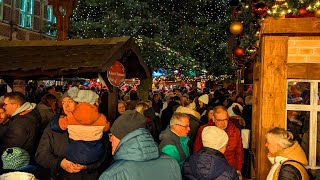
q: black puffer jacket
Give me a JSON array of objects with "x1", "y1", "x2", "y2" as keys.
[
  {"x1": 183, "y1": 147, "x2": 239, "y2": 180},
  {"x1": 35, "y1": 126, "x2": 112, "y2": 180},
  {"x1": 0, "y1": 108, "x2": 41, "y2": 161}
]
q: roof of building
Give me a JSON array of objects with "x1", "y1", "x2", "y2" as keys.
[{"x1": 0, "y1": 36, "x2": 150, "y2": 79}]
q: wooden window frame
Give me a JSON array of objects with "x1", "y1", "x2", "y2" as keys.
[{"x1": 287, "y1": 79, "x2": 320, "y2": 169}]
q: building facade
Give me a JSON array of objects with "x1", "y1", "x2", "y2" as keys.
[{"x1": 0, "y1": 0, "x2": 55, "y2": 40}]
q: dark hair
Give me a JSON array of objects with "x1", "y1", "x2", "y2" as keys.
[
  {"x1": 129, "y1": 91, "x2": 139, "y2": 100},
  {"x1": 41, "y1": 94, "x2": 57, "y2": 107},
  {"x1": 4, "y1": 92, "x2": 26, "y2": 105},
  {"x1": 205, "y1": 106, "x2": 214, "y2": 116},
  {"x1": 46, "y1": 86, "x2": 55, "y2": 92}
]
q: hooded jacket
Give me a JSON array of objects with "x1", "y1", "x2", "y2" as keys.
[
  {"x1": 267, "y1": 141, "x2": 309, "y2": 180},
  {"x1": 50, "y1": 102, "x2": 110, "y2": 164},
  {"x1": 192, "y1": 121, "x2": 244, "y2": 171},
  {"x1": 99, "y1": 128, "x2": 181, "y2": 180},
  {"x1": 0, "y1": 102, "x2": 41, "y2": 161},
  {"x1": 183, "y1": 147, "x2": 239, "y2": 180}
]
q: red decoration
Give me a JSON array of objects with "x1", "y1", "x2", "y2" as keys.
[
  {"x1": 234, "y1": 47, "x2": 245, "y2": 58},
  {"x1": 298, "y1": 7, "x2": 308, "y2": 16},
  {"x1": 107, "y1": 61, "x2": 126, "y2": 87},
  {"x1": 252, "y1": 2, "x2": 268, "y2": 18}
]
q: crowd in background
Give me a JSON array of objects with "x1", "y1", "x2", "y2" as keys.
[{"x1": 0, "y1": 82, "x2": 317, "y2": 179}]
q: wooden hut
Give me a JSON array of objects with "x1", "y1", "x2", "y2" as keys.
[
  {"x1": 253, "y1": 17, "x2": 320, "y2": 178},
  {"x1": 0, "y1": 36, "x2": 151, "y2": 122}
]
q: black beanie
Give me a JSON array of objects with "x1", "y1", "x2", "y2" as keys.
[{"x1": 110, "y1": 110, "x2": 146, "y2": 140}]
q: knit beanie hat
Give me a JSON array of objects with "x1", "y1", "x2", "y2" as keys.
[
  {"x1": 1, "y1": 147, "x2": 30, "y2": 170},
  {"x1": 73, "y1": 90, "x2": 99, "y2": 105},
  {"x1": 202, "y1": 126, "x2": 229, "y2": 150},
  {"x1": 110, "y1": 110, "x2": 146, "y2": 140},
  {"x1": 198, "y1": 94, "x2": 209, "y2": 105}
]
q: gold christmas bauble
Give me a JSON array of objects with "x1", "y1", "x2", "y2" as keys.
[
  {"x1": 230, "y1": 22, "x2": 243, "y2": 35},
  {"x1": 315, "y1": 9, "x2": 320, "y2": 18}
]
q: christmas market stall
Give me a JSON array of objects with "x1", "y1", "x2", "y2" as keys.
[{"x1": 0, "y1": 36, "x2": 151, "y2": 123}]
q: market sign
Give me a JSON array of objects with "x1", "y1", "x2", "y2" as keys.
[{"x1": 107, "y1": 61, "x2": 126, "y2": 87}]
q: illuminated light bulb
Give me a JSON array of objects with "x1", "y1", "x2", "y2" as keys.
[{"x1": 281, "y1": 11, "x2": 286, "y2": 15}]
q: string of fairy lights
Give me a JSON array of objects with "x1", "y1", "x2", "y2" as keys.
[
  {"x1": 69, "y1": 0, "x2": 235, "y2": 81},
  {"x1": 68, "y1": 0, "x2": 320, "y2": 82}
]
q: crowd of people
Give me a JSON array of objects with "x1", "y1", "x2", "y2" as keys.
[{"x1": 0, "y1": 84, "x2": 314, "y2": 179}]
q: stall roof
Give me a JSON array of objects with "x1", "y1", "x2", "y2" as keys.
[{"x1": 0, "y1": 36, "x2": 150, "y2": 79}]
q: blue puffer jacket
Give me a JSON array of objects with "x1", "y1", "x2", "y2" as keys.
[
  {"x1": 99, "y1": 128, "x2": 181, "y2": 180},
  {"x1": 183, "y1": 147, "x2": 239, "y2": 180}
]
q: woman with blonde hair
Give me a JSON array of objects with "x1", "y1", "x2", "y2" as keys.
[{"x1": 265, "y1": 127, "x2": 309, "y2": 180}]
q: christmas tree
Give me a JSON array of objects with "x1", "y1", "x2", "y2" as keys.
[{"x1": 69, "y1": 0, "x2": 236, "y2": 80}]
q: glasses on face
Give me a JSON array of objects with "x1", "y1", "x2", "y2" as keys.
[{"x1": 175, "y1": 124, "x2": 190, "y2": 129}]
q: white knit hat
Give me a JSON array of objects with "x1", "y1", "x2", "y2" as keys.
[
  {"x1": 73, "y1": 90, "x2": 99, "y2": 105},
  {"x1": 202, "y1": 126, "x2": 229, "y2": 150},
  {"x1": 198, "y1": 94, "x2": 209, "y2": 105}
]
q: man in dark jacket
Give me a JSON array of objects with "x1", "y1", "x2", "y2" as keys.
[
  {"x1": 183, "y1": 126, "x2": 239, "y2": 180},
  {"x1": 1, "y1": 92, "x2": 41, "y2": 161},
  {"x1": 159, "y1": 112, "x2": 190, "y2": 168}
]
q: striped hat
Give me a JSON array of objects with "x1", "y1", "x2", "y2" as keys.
[{"x1": 1, "y1": 147, "x2": 30, "y2": 170}]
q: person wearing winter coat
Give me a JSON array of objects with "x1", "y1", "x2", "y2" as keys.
[
  {"x1": 159, "y1": 112, "x2": 190, "y2": 168},
  {"x1": 265, "y1": 127, "x2": 309, "y2": 180},
  {"x1": 99, "y1": 110, "x2": 181, "y2": 180},
  {"x1": 192, "y1": 106, "x2": 244, "y2": 174},
  {"x1": 183, "y1": 126, "x2": 239, "y2": 180},
  {"x1": 50, "y1": 88, "x2": 110, "y2": 165},
  {"x1": 175, "y1": 102, "x2": 202, "y2": 149},
  {"x1": 36, "y1": 96, "x2": 111, "y2": 180},
  {"x1": 1, "y1": 92, "x2": 41, "y2": 161}
]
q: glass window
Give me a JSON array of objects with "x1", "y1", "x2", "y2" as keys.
[
  {"x1": 287, "y1": 81, "x2": 310, "y2": 105},
  {"x1": 287, "y1": 80, "x2": 320, "y2": 169},
  {"x1": 47, "y1": 5, "x2": 56, "y2": 36},
  {"x1": 20, "y1": 0, "x2": 33, "y2": 29}
]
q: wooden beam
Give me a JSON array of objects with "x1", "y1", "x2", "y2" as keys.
[
  {"x1": 288, "y1": 63, "x2": 320, "y2": 79},
  {"x1": 262, "y1": 17, "x2": 320, "y2": 34},
  {"x1": 253, "y1": 36, "x2": 288, "y2": 179}
]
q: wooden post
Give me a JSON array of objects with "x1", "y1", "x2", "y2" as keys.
[
  {"x1": 252, "y1": 36, "x2": 288, "y2": 179},
  {"x1": 49, "y1": 0, "x2": 77, "y2": 41},
  {"x1": 137, "y1": 77, "x2": 152, "y2": 101}
]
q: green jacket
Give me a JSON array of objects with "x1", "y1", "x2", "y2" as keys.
[{"x1": 159, "y1": 128, "x2": 190, "y2": 168}]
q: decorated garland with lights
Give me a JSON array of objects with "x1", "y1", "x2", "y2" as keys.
[{"x1": 229, "y1": 0, "x2": 320, "y2": 65}]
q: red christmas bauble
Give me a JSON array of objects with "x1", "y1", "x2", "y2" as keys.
[
  {"x1": 298, "y1": 7, "x2": 308, "y2": 15},
  {"x1": 234, "y1": 47, "x2": 245, "y2": 57},
  {"x1": 252, "y1": 2, "x2": 268, "y2": 18}
]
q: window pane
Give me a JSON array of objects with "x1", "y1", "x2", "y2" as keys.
[
  {"x1": 26, "y1": 15, "x2": 31, "y2": 28},
  {"x1": 20, "y1": 13, "x2": 25, "y2": 27},
  {"x1": 287, "y1": 110, "x2": 309, "y2": 144},
  {"x1": 287, "y1": 81, "x2": 310, "y2": 105}
]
